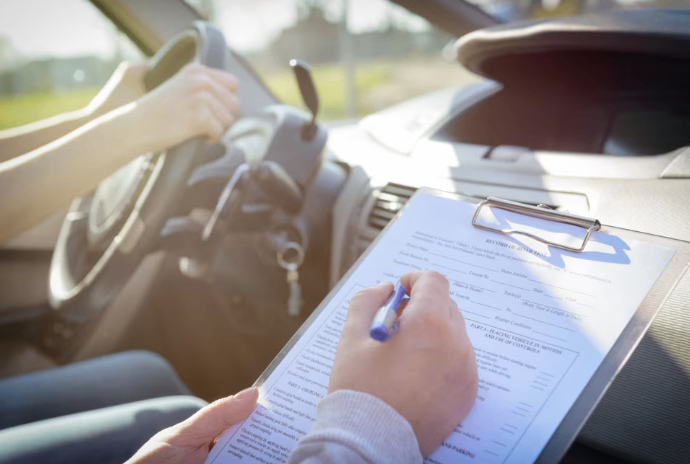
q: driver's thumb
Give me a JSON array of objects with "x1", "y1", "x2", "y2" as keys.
[{"x1": 180, "y1": 387, "x2": 258, "y2": 440}]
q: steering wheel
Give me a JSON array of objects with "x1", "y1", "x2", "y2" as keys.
[{"x1": 49, "y1": 22, "x2": 228, "y2": 322}]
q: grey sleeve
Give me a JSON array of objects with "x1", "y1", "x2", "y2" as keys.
[{"x1": 287, "y1": 390, "x2": 423, "y2": 464}]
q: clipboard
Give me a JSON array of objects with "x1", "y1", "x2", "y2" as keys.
[{"x1": 251, "y1": 188, "x2": 690, "y2": 464}]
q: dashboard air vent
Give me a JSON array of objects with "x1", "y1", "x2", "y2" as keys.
[{"x1": 367, "y1": 183, "x2": 417, "y2": 231}]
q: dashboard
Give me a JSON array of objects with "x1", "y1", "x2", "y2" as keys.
[
  {"x1": 434, "y1": 49, "x2": 690, "y2": 157},
  {"x1": 328, "y1": 80, "x2": 690, "y2": 273}
]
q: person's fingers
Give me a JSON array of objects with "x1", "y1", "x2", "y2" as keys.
[
  {"x1": 199, "y1": 108, "x2": 225, "y2": 143},
  {"x1": 396, "y1": 298, "x2": 410, "y2": 317},
  {"x1": 400, "y1": 271, "x2": 449, "y2": 297},
  {"x1": 448, "y1": 297, "x2": 461, "y2": 319},
  {"x1": 178, "y1": 387, "x2": 258, "y2": 442},
  {"x1": 399, "y1": 271, "x2": 419, "y2": 295},
  {"x1": 209, "y1": 87, "x2": 240, "y2": 119},
  {"x1": 453, "y1": 311, "x2": 470, "y2": 334},
  {"x1": 187, "y1": 64, "x2": 239, "y2": 93},
  {"x1": 185, "y1": 71, "x2": 239, "y2": 143},
  {"x1": 214, "y1": 90, "x2": 240, "y2": 117},
  {"x1": 195, "y1": 73, "x2": 241, "y2": 116},
  {"x1": 400, "y1": 271, "x2": 450, "y2": 321},
  {"x1": 191, "y1": 93, "x2": 229, "y2": 142},
  {"x1": 446, "y1": 302, "x2": 473, "y2": 357},
  {"x1": 343, "y1": 281, "x2": 394, "y2": 337},
  {"x1": 206, "y1": 97, "x2": 235, "y2": 131},
  {"x1": 206, "y1": 67, "x2": 240, "y2": 93}
]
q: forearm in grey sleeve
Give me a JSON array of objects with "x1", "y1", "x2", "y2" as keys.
[{"x1": 287, "y1": 390, "x2": 423, "y2": 464}]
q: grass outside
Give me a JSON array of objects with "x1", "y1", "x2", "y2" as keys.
[
  {"x1": 0, "y1": 87, "x2": 98, "y2": 130},
  {"x1": 0, "y1": 62, "x2": 391, "y2": 131},
  {"x1": 0, "y1": 57, "x2": 478, "y2": 131},
  {"x1": 262, "y1": 60, "x2": 391, "y2": 120},
  {"x1": 261, "y1": 56, "x2": 479, "y2": 119},
  {"x1": 0, "y1": 62, "x2": 381, "y2": 131}
]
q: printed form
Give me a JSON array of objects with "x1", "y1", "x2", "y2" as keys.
[{"x1": 206, "y1": 191, "x2": 674, "y2": 464}]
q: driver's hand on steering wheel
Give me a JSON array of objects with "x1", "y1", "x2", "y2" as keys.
[
  {"x1": 84, "y1": 62, "x2": 240, "y2": 156},
  {"x1": 0, "y1": 43, "x2": 240, "y2": 244},
  {"x1": 122, "y1": 63, "x2": 240, "y2": 152}
]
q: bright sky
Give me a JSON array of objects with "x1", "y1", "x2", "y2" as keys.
[
  {"x1": 209, "y1": 0, "x2": 429, "y2": 53},
  {"x1": 0, "y1": 0, "x2": 428, "y2": 61},
  {"x1": 0, "y1": 0, "x2": 659, "y2": 60}
]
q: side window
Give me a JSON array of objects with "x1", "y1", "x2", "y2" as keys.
[{"x1": 0, "y1": 0, "x2": 144, "y2": 130}]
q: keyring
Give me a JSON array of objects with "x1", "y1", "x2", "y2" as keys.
[{"x1": 277, "y1": 241, "x2": 304, "y2": 270}]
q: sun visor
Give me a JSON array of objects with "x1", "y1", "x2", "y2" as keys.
[{"x1": 455, "y1": 9, "x2": 690, "y2": 92}]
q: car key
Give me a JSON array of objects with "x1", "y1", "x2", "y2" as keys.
[{"x1": 277, "y1": 241, "x2": 305, "y2": 317}]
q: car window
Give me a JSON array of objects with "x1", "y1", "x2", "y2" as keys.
[
  {"x1": 186, "y1": 0, "x2": 481, "y2": 121},
  {"x1": 0, "y1": 0, "x2": 144, "y2": 130}
]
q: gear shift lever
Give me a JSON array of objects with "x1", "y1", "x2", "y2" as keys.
[{"x1": 290, "y1": 59, "x2": 320, "y2": 141}]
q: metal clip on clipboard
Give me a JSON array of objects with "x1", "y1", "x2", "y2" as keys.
[{"x1": 472, "y1": 197, "x2": 602, "y2": 253}]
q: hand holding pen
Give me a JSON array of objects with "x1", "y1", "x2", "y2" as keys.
[{"x1": 328, "y1": 271, "x2": 479, "y2": 457}]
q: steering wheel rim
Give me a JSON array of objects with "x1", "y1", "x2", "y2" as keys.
[{"x1": 49, "y1": 21, "x2": 228, "y2": 322}]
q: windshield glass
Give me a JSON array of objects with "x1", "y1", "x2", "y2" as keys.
[
  {"x1": 186, "y1": 0, "x2": 690, "y2": 121},
  {"x1": 185, "y1": 0, "x2": 481, "y2": 121}
]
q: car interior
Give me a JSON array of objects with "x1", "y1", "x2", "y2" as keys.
[{"x1": 1, "y1": 0, "x2": 689, "y2": 463}]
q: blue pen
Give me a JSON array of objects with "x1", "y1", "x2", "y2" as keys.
[{"x1": 369, "y1": 281, "x2": 406, "y2": 342}]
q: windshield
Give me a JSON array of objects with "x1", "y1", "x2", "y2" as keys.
[
  {"x1": 185, "y1": 0, "x2": 481, "y2": 121},
  {"x1": 185, "y1": 0, "x2": 690, "y2": 121}
]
